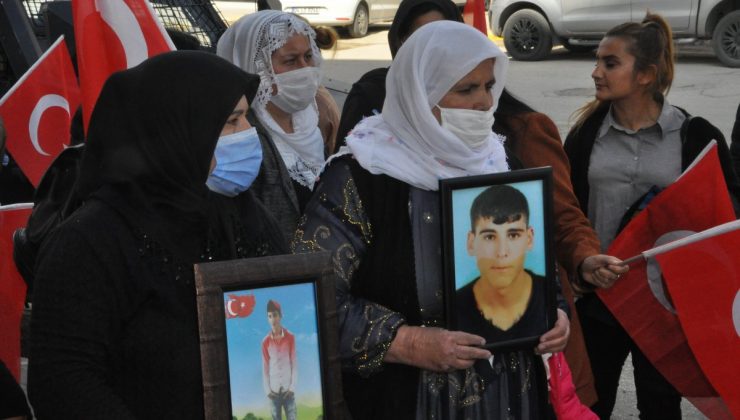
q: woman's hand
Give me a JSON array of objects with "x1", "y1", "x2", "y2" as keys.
[
  {"x1": 580, "y1": 254, "x2": 629, "y2": 289},
  {"x1": 385, "y1": 325, "x2": 491, "y2": 372},
  {"x1": 535, "y1": 309, "x2": 570, "y2": 354}
]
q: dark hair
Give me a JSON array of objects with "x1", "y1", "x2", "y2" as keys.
[
  {"x1": 469, "y1": 185, "x2": 529, "y2": 232},
  {"x1": 388, "y1": 0, "x2": 463, "y2": 56},
  {"x1": 290, "y1": 14, "x2": 338, "y2": 51},
  {"x1": 267, "y1": 299, "x2": 282, "y2": 316},
  {"x1": 496, "y1": 89, "x2": 536, "y2": 117},
  {"x1": 493, "y1": 89, "x2": 537, "y2": 143},
  {"x1": 572, "y1": 12, "x2": 675, "y2": 130},
  {"x1": 397, "y1": 3, "x2": 445, "y2": 41},
  {"x1": 313, "y1": 26, "x2": 338, "y2": 50}
]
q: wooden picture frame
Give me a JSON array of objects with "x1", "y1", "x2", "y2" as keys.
[
  {"x1": 195, "y1": 252, "x2": 344, "y2": 419},
  {"x1": 440, "y1": 167, "x2": 557, "y2": 351}
]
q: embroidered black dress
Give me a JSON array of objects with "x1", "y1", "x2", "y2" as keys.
[
  {"x1": 27, "y1": 52, "x2": 276, "y2": 419},
  {"x1": 293, "y1": 157, "x2": 552, "y2": 420}
]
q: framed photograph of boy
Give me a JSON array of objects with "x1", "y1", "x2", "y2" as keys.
[
  {"x1": 440, "y1": 167, "x2": 557, "y2": 351},
  {"x1": 194, "y1": 252, "x2": 344, "y2": 420}
]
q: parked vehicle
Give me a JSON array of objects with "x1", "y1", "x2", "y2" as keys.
[
  {"x1": 213, "y1": 0, "x2": 281, "y2": 24},
  {"x1": 281, "y1": 0, "x2": 404, "y2": 38},
  {"x1": 488, "y1": 0, "x2": 740, "y2": 67},
  {"x1": 213, "y1": 0, "x2": 259, "y2": 24}
]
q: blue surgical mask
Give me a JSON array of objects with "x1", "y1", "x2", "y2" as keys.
[{"x1": 206, "y1": 127, "x2": 262, "y2": 197}]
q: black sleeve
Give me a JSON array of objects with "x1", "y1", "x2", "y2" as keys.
[
  {"x1": 28, "y1": 225, "x2": 136, "y2": 420},
  {"x1": 731, "y1": 103, "x2": 740, "y2": 186},
  {"x1": 292, "y1": 161, "x2": 405, "y2": 377},
  {"x1": 0, "y1": 153, "x2": 35, "y2": 204},
  {"x1": 553, "y1": 266, "x2": 570, "y2": 318},
  {"x1": 0, "y1": 360, "x2": 31, "y2": 418},
  {"x1": 334, "y1": 68, "x2": 388, "y2": 154}
]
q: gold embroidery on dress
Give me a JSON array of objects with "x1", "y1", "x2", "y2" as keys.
[
  {"x1": 459, "y1": 368, "x2": 485, "y2": 407},
  {"x1": 352, "y1": 304, "x2": 405, "y2": 375},
  {"x1": 341, "y1": 177, "x2": 372, "y2": 244},
  {"x1": 334, "y1": 243, "x2": 359, "y2": 284},
  {"x1": 290, "y1": 228, "x2": 322, "y2": 253}
]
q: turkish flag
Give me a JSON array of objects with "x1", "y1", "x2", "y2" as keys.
[
  {"x1": 598, "y1": 142, "x2": 735, "y2": 418},
  {"x1": 463, "y1": 0, "x2": 488, "y2": 36},
  {"x1": 0, "y1": 203, "x2": 32, "y2": 380},
  {"x1": 225, "y1": 294, "x2": 256, "y2": 319},
  {"x1": 0, "y1": 37, "x2": 80, "y2": 187},
  {"x1": 655, "y1": 227, "x2": 740, "y2": 418},
  {"x1": 73, "y1": 0, "x2": 174, "y2": 129}
]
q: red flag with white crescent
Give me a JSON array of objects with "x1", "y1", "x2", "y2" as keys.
[
  {"x1": 0, "y1": 203, "x2": 32, "y2": 380},
  {"x1": 598, "y1": 142, "x2": 735, "y2": 418},
  {"x1": 73, "y1": 0, "x2": 175, "y2": 129},
  {"x1": 655, "y1": 228, "x2": 740, "y2": 418},
  {"x1": 0, "y1": 37, "x2": 80, "y2": 187},
  {"x1": 225, "y1": 294, "x2": 256, "y2": 319}
]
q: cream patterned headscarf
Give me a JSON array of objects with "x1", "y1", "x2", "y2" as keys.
[
  {"x1": 341, "y1": 20, "x2": 510, "y2": 191},
  {"x1": 217, "y1": 11, "x2": 325, "y2": 189},
  {"x1": 217, "y1": 10, "x2": 322, "y2": 109}
]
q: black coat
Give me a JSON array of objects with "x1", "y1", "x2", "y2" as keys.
[
  {"x1": 30, "y1": 199, "x2": 205, "y2": 419},
  {"x1": 731, "y1": 102, "x2": 740, "y2": 181}
]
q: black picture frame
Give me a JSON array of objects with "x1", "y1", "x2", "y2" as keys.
[
  {"x1": 195, "y1": 252, "x2": 344, "y2": 420},
  {"x1": 440, "y1": 167, "x2": 557, "y2": 351}
]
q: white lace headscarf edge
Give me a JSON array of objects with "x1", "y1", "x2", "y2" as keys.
[
  {"x1": 216, "y1": 10, "x2": 323, "y2": 110},
  {"x1": 217, "y1": 10, "x2": 326, "y2": 190},
  {"x1": 340, "y1": 20, "x2": 510, "y2": 191}
]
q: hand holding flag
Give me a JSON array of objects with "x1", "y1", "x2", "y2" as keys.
[
  {"x1": 598, "y1": 140, "x2": 735, "y2": 418},
  {"x1": 620, "y1": 220, "x2": 740, "y2": 266}
]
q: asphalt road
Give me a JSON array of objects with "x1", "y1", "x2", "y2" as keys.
[
  {"x1": 321, "y1": 26, "x2": 728, "y2": 420},
  {"x1": 322, "y1": 27, "x2": 739, "y2": 147}
]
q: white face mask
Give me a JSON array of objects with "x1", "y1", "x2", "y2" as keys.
[
  {"x1": 271, "y1": 66, "x2": 321, "y2": 114},
  {"x1": 437, "y1": 105, "x2": 495, "y2": 149}
]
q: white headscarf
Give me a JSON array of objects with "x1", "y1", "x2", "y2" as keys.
[
  {"x1": 217, "y1": 11, "x2": 325, "y2": 189},
  {"x1": 342, "y1": 20, "x2": 510, "y2": 191}
]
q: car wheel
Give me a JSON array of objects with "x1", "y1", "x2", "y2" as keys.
[
  {"x1": 503, "y1": 9, "x2": 553, "y2": 61},
  {"x1": 348, "y1": 3, "x2": 369, "y2": 38},
  {"x1": 561, "y1": 40, "x2": 594, "y2": 54},
  {"x1": 712, "y1": 10, "x2": 740, "y2": 68}
]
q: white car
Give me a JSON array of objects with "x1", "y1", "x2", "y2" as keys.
[
  {"x1": 281, "y1": 0, "x2": 403, "y2": 38},
  {"x1": 213, "y1": 0, "x2": 260, "y2": 25}
]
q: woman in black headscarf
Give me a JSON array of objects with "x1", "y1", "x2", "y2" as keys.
[
  {"x1": 334, "y1": 0, "x2": 463, "y2": 152},
  {"x1": 28, "y1": 51, "x2": 260, "y2": 419}
]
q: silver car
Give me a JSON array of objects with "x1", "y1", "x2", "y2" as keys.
[
  {"x1": 281, "y1": 0, "x2": 404, "y2": 37},
  {"x1": 489, "y1": 0, "x2": 740, "y2": 67}
]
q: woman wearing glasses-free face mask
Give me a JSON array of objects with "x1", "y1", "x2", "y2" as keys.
[
  {"x1": 217, "y1": 11, "x2": 338, "y2": 240},
  {"x1": 293, "y1": 21, "x2": 570, "y2": 420}
]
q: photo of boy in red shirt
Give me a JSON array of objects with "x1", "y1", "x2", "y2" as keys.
[{"x1": 262, "y1": 299, "x2": 297, "y2": 420}]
